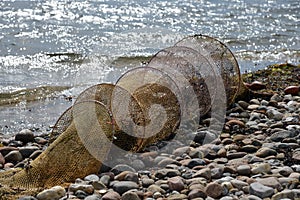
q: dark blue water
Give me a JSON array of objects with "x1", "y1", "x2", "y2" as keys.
[{"x1": 0, "y1": 0, "x2": 299, "y2": 134}]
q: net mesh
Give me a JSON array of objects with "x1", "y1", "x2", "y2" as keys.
[{"x1": 0, "y1": 35, "x2": 246, "y2": 198}]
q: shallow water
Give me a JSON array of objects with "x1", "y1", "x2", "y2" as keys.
[{"x1": 0, "y1": 0, "x2": 299, "y2": 134}]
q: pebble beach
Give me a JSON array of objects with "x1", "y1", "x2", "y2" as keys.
[{"x1": 0, "y1": 64, "x2": 299, "y2": 200}]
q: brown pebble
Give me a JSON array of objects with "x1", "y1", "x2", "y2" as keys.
[
  {"x1": 205, "y1": 182, "x2": 223, "y2": 198},
  {"x1": 248, "y1": 81, "x2": 266, "y2": 91},
  {"x1": 284, "y1": 85, "x2": 299, "y2": 95}
]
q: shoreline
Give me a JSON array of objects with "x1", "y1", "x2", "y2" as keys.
[{"x1": 0, "y1": 63, "x2": 299, "y2": 199}]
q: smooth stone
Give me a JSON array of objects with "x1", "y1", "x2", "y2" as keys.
[
  {"x1": 0, "y1": 146, "x2": 19, "y2": 156},
  {"x1": 186, "y1": 158, "x2": 206, "y2": 168},
  {"x1": 142, "y1": 178, "x2": 155, "y2": 187},
  {"x1": 100, "y1": 175, "x2": 111, "y2": 186},
  {"x1": 157, "y1": 158, "x2": 178, "y2": 167},
  {"x1": 154, "y1": 169, "x2": 180, "y2": 179},
  {"x1": 172, "y1": 146, "x2": 191, "y2": 156},
  {"x1": 113, "y1": 181, "x2": 139, "y2": 195},
  {"x1": 69, "y1": 184, "x2": 94, "y2": 194},
  {"x1": 84, "y1": 194, "x2": 102, "y2": 200},
  {"x1": 227, "y1": 152, "x2": 247, "y2": 159},
  {"x1": 230, "y1": 179, "x2": 248, "y2": 190},
  {"x1": 241, "y1": 145, "x2": 258, "y2": 153},
  {"x1": 0, "y1": 153, "x2": 5, "y2": 165},
  {"x1": 102, "y1": 191, "x2": 121, "y2": 200},
  {"x1": 257, "y1": 177, "x2": 281, "y2": 190},
  {"x1": 36, "y1": 186, "x2": 66, "y2": 200},
  {"x1": 237, "y1": 164, "x2": 251, "y2": 176},
  {"x1": 91, "y1": 181, "x2": 106, "y2": 190},
  {"x1": 167, "y1": 193, "x2": 188, "y2": 200},
  {"x1": 205, "y1": 182, "x2": 223, "y2": 199},
  {"x1": 124, "y1": 172, "x2": 139, "y2": 183},
  {"x1": 75, "y1": 190, "x2": 88, "y2": 199},
  {"x1": 255, "y1": 147, "x2": 277, "y2": 158},
  {"x1": 248, "y1": 105, "x2": 260, "y2": 110},
  {"x1": 4, "y1": 150, "x2": 22, "y2": 164},
  {"x1": 238, "y1": 101, "x2": 250, "y2": 110},
  {"x1": 147, "y1": 184, "x2": 166, "y2": 194},
  {"x1": 121, "y1": 191, "x2": 141, "y2": 200},
  {"x1": 192, "y1": 167, "x2": 211, "y2": 180},
  {"x1": 18, "y1": 196, "x2": 38, "y2": 200},
  {"x1": 251, "y1": 163, "x2": 271, "y2": 174},
  {"x1": 188, "y1": 189, "x2": 207, "y2": 199},
  {"x1": 274, "y1": 166, "x2": 294, "y2": 177},
  {"x1": 168, "y1": 176, "x2": 185, "y2": 191},
  {"x1": 284, "y1": 86, "x2": 299, "y2": 95},
  {"x1": 266, "y1": 109, "x2": 284, "y2": 121},
  {"x1": 131, "y1": 159, "x2": 145, "y2": 170},
  {"x1": 34, "y1": 137, "x2": 48, "y2": 145},
  {"x1": 29, "y1": 150, "x2": 43, "y2": 160},
  {"x1": 250, "y1": 99, "x2": 260, "y2": 105},
  {"x1": 84, "y1": 174, "x2": 100, "y2": 182},
  {"x1": 271, "y1": 189, "x2": 294, "y2": 200},
  {"x1": 111, "y1": 164, "x2": 136, "y2": 175},
  {"x1": 226, "y1": 119, "x2": 245, "y2": 128},
  {"x1": 19, "y1": 146, "x2": 40, "y2": 158},
  {"x1": 270, "y1": 130, "x2": 293, "y2": 142},
  {"x1": 211, "y1": 167, "x2": 224, "y2": 179},
  {"x1": 270, "y1": 93, "x2": 283, "y2": 102},
  {"x1": 249, "y1": 182, "x2": 274, "y2": 198},
  {"x1": 15, "y1": 129, "x2": 35, "y2": 144}
]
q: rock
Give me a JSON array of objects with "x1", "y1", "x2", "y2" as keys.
[
  {"x1": 18, "y1": 196, "x2": 38, "y2": 200},
  {"x1": 15, "y1": 129, "x2": 35, "y2": 144},
  {"x1": 205, "y1": 182, "x2": 223, "y2": 199},
  {"x1": 29, "y1": 150, "x2": 43, "y2": 160},
  {"x1": 34, "y1": 136, "x2": 48, "y2": 145},
  {"x1": 157, "y1": 158, "x2": 177, "y2": 167},
  {"x1": 84, "y1": 174, "x2": 100, "y2": 182},
  {"x1": 266, "y1": 109, "x2": 284, "y2": 121},
  {"x1": 211, "y1": 167, "x2": 224, "y2": 179},
  {"x1": 173, "y1": 146, "x2": 191, "y2": 156},
  {"x1": 188, "y1": 189, "x2": 207, "y2": 199},
  {"x1": 284, "y1": 86, "x2": 299, "y2": 95},
  {"x1": 4, "y1": 150, "x2": 22, "y2": 164},
  {"x1": 270, "y1": 93, "x2": 283, "y2": 102},
  {"x1": 121, "y1": 191, "x2": 141, "y2": 200},
  {"x1": 75, "y1": 190, "x2": 88, "y2": 199},
  {"x1": 168, "y1": 176, "x2": 185, "y2": 191},
  {"x1": 84, "y1": 194, "x2": 102, "y2": 200},
  {"x1": 111, "y1": 164, "x2": 136, "y2": 175},
  {"x1": 167, "y1": 193, "x2": 188, "y2": 200},
  {"x1": 102, "y1": 191, "x2": 121, "y2": 200},
  {"x1": 154, "y1": 169, "x2": 180, "y2": 179},
  {"x1": 141, "y1": 178, "x2": 154, "y2": 187},
  {"x1": 192, "y1": 167, "x2": 211, "y2": 180},
  {"x1": 237, "y1": 164, "x2": 251, "y2": 176},
  {"x1": 131, "y1": 159, "x2": 145, "y2": 170},
  {"x1": 69, "y1": 184, "x2": 94, "y2": 194},
  {"x1": 185, "y1": 158, "x2": 206, "y2": 168},
  {"x1": 271, "y1": 189, "x2": 294, "y2": 200},
  {"x1": 226, "y1": 119, "x2": 245, "y2": 128},
  {"x1": 19, "y1": 146, "x2": 40, "y2": 158},
  {"x1": 249, "y1": 182, "x2": 274, "y2": 198},
  {"x1": 251, "y1": 163, "x2": 271, "y2": 174},
  {"x1": 91, "y1": 181, "x2": 106, "y2": 190},
  {"x1": 113, "y1": 181, "x2": 139, "y2": 195},
  {"x1": 241, "y1": 145, "x2": 258, "y2": 153},
  {"x1": 248, "y1": 81, "x2": 266, "y2": 91},
  {"x1": 247, "y1": 104, "x2": 260, "y2": 110},
  {"x1": 255, "y1": 147, "x2": 277, "y2": 158},
  {"x1": 0, "y1": 153, "x2": 5, "y2": 165},
  {"x1": 238, "y1": 101, "x2": 250, "y2": 110},
  {"x1": 36, "y1": 186, "x2": 66, "y2": 200},
  {"x1": 147, "y1": 184, "x2": 166, "y2": 194},
  {"x1": 100, "y1": 175, "x2": 111, "y2": 186},
  {"x1": 257, "y1": 177, "x2": 281, "y2": 190},
  {"x1": 230, "y1": 179, "x2": 248, "y2": 190},
  {"x1": 270, "y1": 130, "x2": 293, "y2": 142},
  {"x1": 0, "y1": 146, "x2": 19, "y2": 156}
]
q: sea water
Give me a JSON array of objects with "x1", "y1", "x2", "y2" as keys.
[{"x1": 0, "y1": 0, "x2": 299, "y2": 134}]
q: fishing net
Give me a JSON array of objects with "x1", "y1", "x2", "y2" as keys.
[{"x1": 175, "y1": 34, "x2": 241, "y2": 105}]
